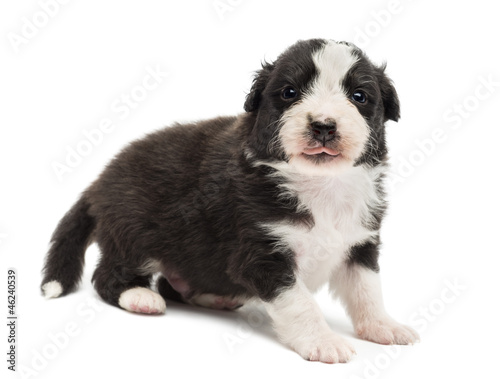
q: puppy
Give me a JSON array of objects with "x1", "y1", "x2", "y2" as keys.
[{"x1": 41, "y1": 39, "x2": 419, "y2": 363}]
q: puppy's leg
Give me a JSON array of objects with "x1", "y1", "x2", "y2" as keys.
[
  {"x1": 233, "y1": 241, "x2": 354, "y2": 363},
  {"x1": 156, "y1": 275, "x2": 185, "y2": 303},
  {"x1": 92, "y1": 256, "x2": 166, "y2": 315},
  {"x1": 331, "y1": 261, "x2": 419, "y2": 345},
  {"x1": 264, "y1": 279, "x2": 356, "y2": 363}
]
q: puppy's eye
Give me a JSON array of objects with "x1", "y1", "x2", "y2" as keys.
[
  {"x1": 352, "y1": 91, "x2": 367, "y2": 103},
  {"x1": 281, "y1": 87, "x2": 298, "y2": 100}
]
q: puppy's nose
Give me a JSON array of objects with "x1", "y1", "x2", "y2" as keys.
[{"x1": 310, "y1": 120, "x2": 337, "y2": 143}]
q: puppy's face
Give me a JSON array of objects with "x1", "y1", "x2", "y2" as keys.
[{"x1": 245, "y1": 39, "x2": 400, "y2": 175}]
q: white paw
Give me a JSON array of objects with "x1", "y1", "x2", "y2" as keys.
[
  {"x1": 118, "y1": 287, "x2": 166, "y2": 315},
  {"x1": 294, "y1": 333, "x2": 356, "y2": 364},
  {"x1": 356, "y1": 318, "x2": 420, "y2": 345}
]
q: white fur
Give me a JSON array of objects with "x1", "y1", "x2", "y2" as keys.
[
  {"x1": 264, "y1": 279, "x2": 355, "y2": 363},
  {"x1": 260, "y1": 164, "x2": 385, "y2": 292},
  {"x1": 331, "y1": 264, "x2": 420, "y2": 344},
  {"x1": 312, "y1": 41, "x2": 359, "y2": 92},
  {"x1": 118, "y1": 287, "x2": 166, "y2": 314},
  {"x1": 42, "y1": 280, "x2": 63, "y2": 299},
  {"x1": 278, "y1": 41, "x2": 369, "y2": 176},
  {"x1": 138, "y1": 258, "x2": 163, "y2": 275}
]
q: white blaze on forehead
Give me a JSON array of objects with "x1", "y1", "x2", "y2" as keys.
[{"x1": 311, "y1": 41, "x2": 358, "y2": 95}]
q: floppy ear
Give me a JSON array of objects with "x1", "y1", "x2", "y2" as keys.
[
  {"x1": 376, "y1": 63, "x2": 400, "y2": 122},
  {"x1": 244, "y1": 61, "x2": 274, "y2": 113}
]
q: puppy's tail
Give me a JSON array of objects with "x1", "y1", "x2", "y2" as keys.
[{"x1": 41, "y1": 195, "x2": 95, "y2": 299}]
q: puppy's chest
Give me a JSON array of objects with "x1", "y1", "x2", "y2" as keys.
[{"x1": 266, "y1": 167, "x2": 381, "y2": 291}]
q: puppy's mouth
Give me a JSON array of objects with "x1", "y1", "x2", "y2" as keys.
[{"x1": 302, "y1": 146, "x2": 341, "y2": 158}]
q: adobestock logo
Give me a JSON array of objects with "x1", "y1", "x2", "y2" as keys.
[
  {"x1": 350, "y1": 277, "x2": 466, "y2": 379},
  {"x1": 223, "y1": 307, "x2": 267, "y2": 353},
  {"x1": 408, "y1": 278, "x2": 466, "y2": 333},
  {"x1": 387, "y1": 74, "x2": 499, "y2": 192},
  {"x1": 51, "y1": 64, "x2": 168, "y2": 182},
  {"x1": 353, "y1": 0, "x2": 414, "y2": 49},
  {"x1": 212, "y1": 0, "x2": 244, "y2": 21},
  {"x1": 7, "y1": 0, "x2": 71, "y2": 54},
  {"x1": 18, "y1": 297, "x2": 103, "y2": 379}
]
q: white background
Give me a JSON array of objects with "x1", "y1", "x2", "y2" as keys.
[{"x1": 1, "y1": 1, "x2": 499, "y2": 378}]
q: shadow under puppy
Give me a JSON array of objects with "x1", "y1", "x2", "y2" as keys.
[{"x1": 41, "y1": 39, "x2": 419, "y2": 363}]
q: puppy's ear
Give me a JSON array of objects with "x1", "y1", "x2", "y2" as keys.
[
  {"x1": 244, "y1": 61, "x2": 274, "y2": 113},
  {"x1": 376, "y1": 63, "x2": 400, "y2": 122}
]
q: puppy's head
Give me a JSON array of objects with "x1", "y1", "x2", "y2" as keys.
[{"x1": 244, "y1": 39, "x2": 399, "y2": 175}]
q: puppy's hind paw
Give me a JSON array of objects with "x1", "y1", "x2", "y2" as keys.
[{"x1": 118, "y1": 287, "x2": 166, "y2": 315}]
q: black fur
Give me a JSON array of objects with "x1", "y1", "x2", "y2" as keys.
[
  {"x1": 342, "y1": 48, "x2": 400, "y2": 168},
  {"x1": 348, "y1": 240, "x2": 381, "y2": 272},
  {"x1": 245, "y1": 39, "x2": 326, "y2": 161},
  {"x1": 41, "y1": 197, "x2": 95, "y2": 296},
  {"x1": 41, "y1": 39, "x2": 399, "y2": 310}
]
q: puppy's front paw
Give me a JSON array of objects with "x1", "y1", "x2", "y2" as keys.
[
  {"x1": 295, "y1": 333, "x2": 356, "y2": 364},
  {"x1": 356, "y1": 318, "x2": 419, "y2": 345}
]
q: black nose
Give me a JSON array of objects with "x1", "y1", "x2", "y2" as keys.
[{"x1": 310, "y1": 120, "x2": 337, "y2": 143}]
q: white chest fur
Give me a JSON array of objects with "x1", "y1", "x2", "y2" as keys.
[{"x1": 262, "y1": 164, "x2": 384, "y2": 292}]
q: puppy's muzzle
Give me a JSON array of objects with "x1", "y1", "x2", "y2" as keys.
[{"x1": 310, "y1": 119, "x2": 337, "y2": 145}]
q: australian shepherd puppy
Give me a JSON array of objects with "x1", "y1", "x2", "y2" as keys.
[{"x1": 41, "y1": 39, "x2": 419, "y2": 363}]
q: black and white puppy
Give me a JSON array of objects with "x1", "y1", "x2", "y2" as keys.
[{"x1": 41, "y1": 39, "x2": 419, "y2": 363}]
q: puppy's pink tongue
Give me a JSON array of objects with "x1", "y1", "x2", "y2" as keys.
[{"x1": 303, "y1": 147, "x2": 340, "y2": 156}]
